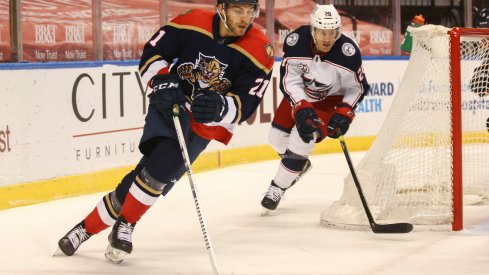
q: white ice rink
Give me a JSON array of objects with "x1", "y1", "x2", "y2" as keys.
[{"x1": 1, "y1": 152, "x2": 489, "y2": 274}]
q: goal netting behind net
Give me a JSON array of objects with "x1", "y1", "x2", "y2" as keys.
[{"x1": 321, "y1": 25, "x2": 489, "y2": 231}]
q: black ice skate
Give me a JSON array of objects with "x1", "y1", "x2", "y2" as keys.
[
  {"x1": 55, "y1": 220, "x2": 92, "y2": 256},
  {"x1": 261, "y1": 181, "x2": 286, "y2": 211},
  {"x1": 105, "y1": 215, "x2": 136, "y2": 264},
  {"x1": 261, "y1": 160, "x2": 312, "y2": 215}
]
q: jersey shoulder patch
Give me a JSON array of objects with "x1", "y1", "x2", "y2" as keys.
[
  {"x1": 337, "y1": 35, "x2": 361, "y2": 56},
  {"x1": 286, "y1": 32, "x2": 300, "y2": 47},
  {"x1": 232, "y1": 26, "x2": 275, "y2": 73},
  {"x1": 327, "y1": 35, "x2": 362, "y2": 71},
  {"x1": 341, "y1": 42, "x2": 356, "y2": 56},
  {"x1": 283, "y1": 26, "x2": 313, "y2": 58},
  {"x1": 169, "y1": 9, "x2": 214, "y2": 34}
]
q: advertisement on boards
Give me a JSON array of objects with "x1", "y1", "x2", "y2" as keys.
[{"x1": 0, "y1": 59, "x2": 408, "y2": 187}]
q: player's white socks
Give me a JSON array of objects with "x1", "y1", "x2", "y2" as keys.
[{"x1": 273, "y1": 160, "x2": 301, "y2": 189}]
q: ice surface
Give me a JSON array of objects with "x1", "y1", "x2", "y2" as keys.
[{"x1": 1, "y1": 152, "x2": 488, "y2": 274}]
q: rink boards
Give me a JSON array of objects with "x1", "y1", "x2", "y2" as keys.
[{"x1": 0, "y1": 58, "x2": 408, "y2": 209}]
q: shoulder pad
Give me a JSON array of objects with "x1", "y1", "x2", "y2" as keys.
[
  {"x1": 231, "y1": 27, "x2": 274, "y2": 73},
  {"x1": 169, "y1": 9, "x2": 214, "y2": 34},
  {"x1": 336, "y1": 34, "x2": 361, "y2": 58}
]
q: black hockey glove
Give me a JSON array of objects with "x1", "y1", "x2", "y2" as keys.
[
  {"x1": 150, "y1": 74, "x2": 186, "y2": 119},
  {"x1": 327, "y1": 102, "x2": 355, "y2": 139},
  {"x1": 191, "y1": 91, "x2": 228, "y2": 123},
  {"x1": 293, "y1": 100, "x2": 324, "y2": 143}
]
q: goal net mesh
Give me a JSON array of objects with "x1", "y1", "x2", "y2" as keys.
[{"x1": 321, "y1": 25, "x2": 489, "y2": 229}]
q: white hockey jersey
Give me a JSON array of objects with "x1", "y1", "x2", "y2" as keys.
[{"x1": 280, "y1": 25, "x2": 369, "y2": 107}]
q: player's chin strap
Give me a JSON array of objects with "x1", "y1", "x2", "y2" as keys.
[
  {"x1": 217, "y1": 5, "x2": 256, "y2": 36},
  {"x1": 217, "y1": 7, "x2": 233, "y2": 34}
]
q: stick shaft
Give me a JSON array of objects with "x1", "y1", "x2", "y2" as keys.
[
  {"x1": 337, "y1": 133, "x2": 413, "y2": 233},
  {"x1": 338, "y1": 135, "x2": 376, "y2": 228},
  {"x1": 172, "y1": 105, "x2": 220, "y2": 275}
]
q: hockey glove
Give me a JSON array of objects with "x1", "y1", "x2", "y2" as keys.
[
  {"x1": 191, "y1": 91, "x2": 228, "y2": 123},
  {"x1": 293, "y1": 100, "x2": 324, "y2": 143},
  {"x1": 150, "y1": 74, "x2": 186, "y2": 119},
  {"x1": 327, "y1": 102, "x2": 355, "y2": 139}
]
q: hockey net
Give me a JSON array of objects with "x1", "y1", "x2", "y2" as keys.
[{"x1": 321, "y1": 25, "x2": 489, "y2": 231}]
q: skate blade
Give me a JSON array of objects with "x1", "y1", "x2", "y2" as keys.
[
  {"x1": 53, "y1": 247, "x2": 66, "y2": 257},
  {"x1": 105, "y1": 244, "x2": 128, "y2": 264},
  {"x1": 261, "y1": 208, "x2": 271, "y2": 216}
]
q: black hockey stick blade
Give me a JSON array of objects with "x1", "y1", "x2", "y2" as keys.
[
  {"x1": 371, "y1": 222, "x2": 414, "y2": 234},
  {"x1": 337, "y1": 131, "x2": 413, "y2": 234}
]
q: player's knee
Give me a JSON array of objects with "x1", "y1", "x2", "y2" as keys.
[
  {"x1": 138, "y1": 167, "x2": 167, "y2": 192},
  {"x1": 268, "y1": 126, "x2": 290, "y2": 155},
  {"x1": 281, "y1": 149, "x2": 308, "y2": 172},
  {"x1": 145, "y1": 138, "x2": 184, "y2": 181}
]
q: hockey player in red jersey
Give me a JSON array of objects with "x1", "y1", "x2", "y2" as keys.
[
  {"x1": 56, "y1": 0, "x2": 273, "y2": 263},
  {"x1": 260, "y1": 4, "x2": 369, "y2": 212}
]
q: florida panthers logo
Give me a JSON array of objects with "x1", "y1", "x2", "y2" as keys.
[{"x1": 177, "y1": 53, "x2": 231, "y2": 95}]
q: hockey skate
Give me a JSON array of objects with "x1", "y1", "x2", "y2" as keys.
[
  {"x1": 105, "y1": 215, "x2": 136, "y2": 264},
  {"x1": 261, "y1": 160, "x2": 312, "y2": 216},
  {"x1": 261, "y1": 181, "x2": 286, "y2": 213},
  {"x1": 54, "y1": 220, "x2": 92, "y2": 256}
]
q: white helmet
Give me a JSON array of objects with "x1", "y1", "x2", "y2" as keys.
[{"x1": 310, "y1": 4, "x2": 341, "y2": 42}]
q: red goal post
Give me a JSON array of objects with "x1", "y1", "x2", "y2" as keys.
[
  {"x1": 450, "y1": 27, "x2": 489, "y2": 230},
  {"x1": 321, "y1": 25, "x2": 489, "y2": 231}
]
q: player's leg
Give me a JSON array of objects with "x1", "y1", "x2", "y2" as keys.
[
  {"x1": 105, "y1": 137, "x2": 184, "y2": 262},
  {"x1": 261, "y1": 98, "x2": 314, "y2": 210},
  {"x1": 261, "y1": 127, "x2": 315, "y2": 211},
  {"x1": 261, "y1": 98, "x2": 340, "y2": 211},
  {"x1": 105, "y1": 129, "x2": 210, "y2": 263},
  {"x1": 56, "y1": 157, "x2": 147, "y2": 256}
]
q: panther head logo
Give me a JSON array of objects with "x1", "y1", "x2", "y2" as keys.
[{"x1": 177, "y1": 53, "x2": 231, "y2": 95}]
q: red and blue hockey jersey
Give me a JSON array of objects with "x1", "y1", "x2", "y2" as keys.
[{"x1": 139, "y1": 9, "x2": 274, "y2": 144}]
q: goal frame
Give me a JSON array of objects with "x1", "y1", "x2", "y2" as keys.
[{"x1": 450, "y1": 27, "x2": 489, "y2": 230}]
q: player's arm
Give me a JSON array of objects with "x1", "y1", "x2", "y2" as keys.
[
  {"x1": 279, "y1": 50, "x2": 326, "y2": 142},
  {"x1": 279, "y1": 56, "x2": 309, "y2": 105},
  {"x1": 138, "y1": 23, "x2": 187, "y2": 86},
  {"x1": 327, "y1": 50, "x2": 369, "y2": 139},
  {"x1": 339, "y1": 49, "x2": 369, "y2": 107},
  {"x1": 138, "y1": 24, "x2": 189, "y2": 120}
]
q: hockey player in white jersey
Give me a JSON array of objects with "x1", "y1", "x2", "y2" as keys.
[{"x1": 261, "y1": 4, "x2": 369, "y2": 212}]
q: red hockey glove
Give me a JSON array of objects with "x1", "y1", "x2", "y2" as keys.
[
  {"x1": 327, "y1": 102, "x2": 355, "y2": 139},
  {"x1": 292, "y1": 100, "x2": 324, "y2": 143}
]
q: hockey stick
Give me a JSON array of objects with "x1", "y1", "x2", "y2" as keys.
[
  {"x1": 337, "y1": 131, "x2": 413, "y2": 234},
  {"x1": 172, "y1": 105, "x2": 220, "y2": 275}
]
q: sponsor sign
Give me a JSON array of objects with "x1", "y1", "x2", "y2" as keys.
[{"x1": 0, "y1": 59, "x2": 408, "y2": 187}]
